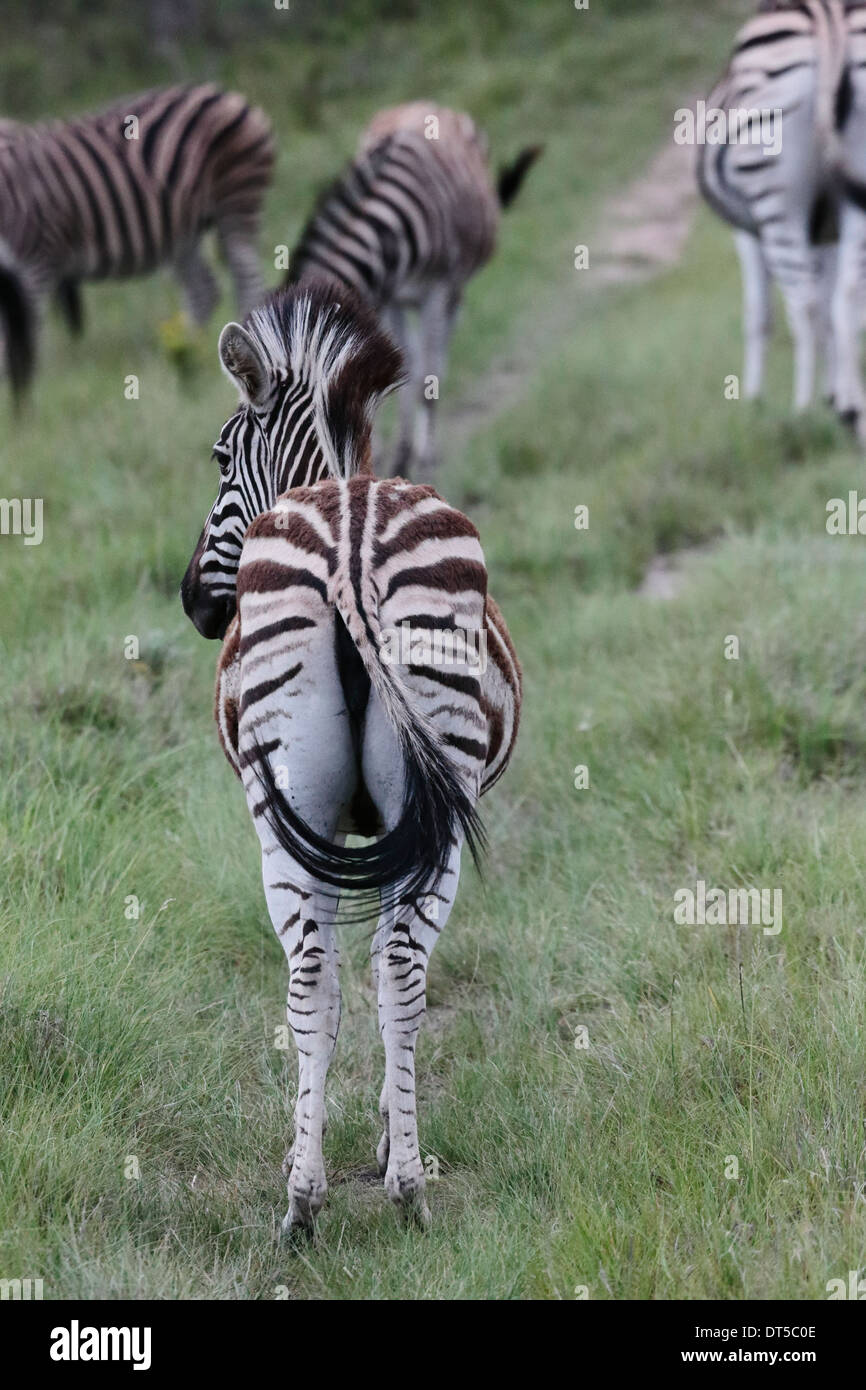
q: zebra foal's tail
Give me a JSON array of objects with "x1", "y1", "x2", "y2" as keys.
[{"x1": 250, "y1": 580, "x2": 485, "y2": 910}]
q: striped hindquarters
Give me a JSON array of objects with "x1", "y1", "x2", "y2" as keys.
[
  {"x1": 697, "y1": 2, "x2": 847, "y2": 235},
  {"x1": 0, "y1": 84, "x2": 274, "y2": 282},
  {"x1": 480, "y1": 595, "x2": 522, "y2": 794},
  {"x1": 215, "y1": 475, "x2": 520, "y2": 801}
]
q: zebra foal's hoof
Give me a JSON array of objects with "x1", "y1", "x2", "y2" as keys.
[
  {"x1": 376, "y1": 1128, "x2": 390, "y2": 1176},
  {"x1": 280, "y1": 1213, "x2": 315, "y2": 1243},
  {"x1": 385, "y1": 1169, "x2": 431, "y2": 1229},
  {"x1": 280, "y1": 1171, "x2": 327, "y2": 1238},
  {"x1": 280, "y1": 1198, "x2": 318, "y2": 1240}
]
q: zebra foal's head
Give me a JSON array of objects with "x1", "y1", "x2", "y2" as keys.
[{"x1": 181, "y1": 281, "x2": 403, "y2": 639}]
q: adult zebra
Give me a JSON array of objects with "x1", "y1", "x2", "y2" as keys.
[
  {"x1": 697, "y1": 0, "x2": 866, "y2": 430},
  {"x1": 285, "y1": 102, "x2": 542, "y2": 478},
  {"x1": 181, "y1": 281, "x2": 521, "y2": 1230},
  {"x1": 0, "y1": 84, "x2": 274, "y2": 397}
]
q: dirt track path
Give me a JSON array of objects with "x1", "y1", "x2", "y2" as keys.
[{"x1": 442, "y1": 136, "x2": 699, "y2": 459}]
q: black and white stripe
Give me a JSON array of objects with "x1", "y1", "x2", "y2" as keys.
[
  {"x1": 698, "y1": 1, "x2": 866, "y2": 429},
  {"x1": 286, "y1": 102, "x2": 541, "y2": 477},
  {"x1": 181, "y1": 281, "x2": 403, "y2": 635},
  {"x1": 181, "y1": 282, "x2": 521, "y2": 1231},
  {"x1": 0, "y1": 83, "x2": 274, "y2": 393}
]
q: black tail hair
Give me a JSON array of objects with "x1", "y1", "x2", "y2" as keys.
[
  {"x1": 497, "y1": 144, "x2": 544, "y2": 208},
  {"x1": 56, "y1": 279, "x2": 84, "y2": 336},
  {"x1": 0, "y1": 260, "x2": 35, "y2": 401},
  {"x1": 249, "y1": 717, "x2": 485, "y2": 920}
]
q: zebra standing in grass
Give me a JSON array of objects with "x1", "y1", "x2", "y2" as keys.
[
  {"x1": 285, "y1": 102, "x2": 542, "y2": 478},
  {"x1": 0, "y1": 84, "x2": 274, "y2": 397},
  {"x1": 181, "y1": 281, "x2": 521, "y2": 1230},
  {"x1": 696, "y1": 0, "x2": 866, "y2": 428}
]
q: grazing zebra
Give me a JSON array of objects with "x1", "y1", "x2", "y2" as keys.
[
  {"x1": 0, "y1": 83, "x2": 274, "y2": 396},
  {"x1": 181, "y1": 281, "x2": 521, "y2": 1230},
  {"x1": 696, "y1": 0, "x2": 866, "y2": 426},
  {"x1": 285, "y1": 102, "x2": 542, "y2": 478}
]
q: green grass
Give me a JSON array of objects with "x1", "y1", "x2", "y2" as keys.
[{"x1": 3, "y1": 0, "x2": 866, "y2": 1299}]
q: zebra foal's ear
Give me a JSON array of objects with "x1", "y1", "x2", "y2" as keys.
[{"x1": 218, "y1": 322, "x2": 270, "y2": 407}]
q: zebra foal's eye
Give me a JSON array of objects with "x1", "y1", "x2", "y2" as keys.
[{"x1": 213, "y1": 449, "x2": 230, "y2": 476}]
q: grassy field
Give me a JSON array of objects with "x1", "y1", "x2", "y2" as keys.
[{"x1": 3, "y1": 0, "x2": 866, "y2": 1299}]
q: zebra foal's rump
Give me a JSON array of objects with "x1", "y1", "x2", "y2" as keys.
[
  {"x1": 216, "y1": 473, "x2": 521, "y2": 904},
  {"x1": 0, "y1": 83, "x2": 274, "y2": 397}
]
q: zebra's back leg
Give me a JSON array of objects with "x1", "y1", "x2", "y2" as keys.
[
  {"x1": 370, "y1": 842, "x2": 463, "y2": 1226},
  {"x1": 239, "y1": 601, "x2": 357, "y2": 1234},
  {"x1": 759, "y1": 226, "x2": 820, "y2": 412},
  {"x1": 411, "y1": 283, "x2": 460, "y2": 480},
  {"x1": 217, "y1": 219, "x2": 266, "y2": 320},
  {"x1": 0, "y1": 260, "x2": 46, "y2": 398},
  {"x1": 55, "y1": 279, "x2": 85, "y2": 336},
  {"x1": 734, "y1": 231, "x2": 772, "y2": 400},
  {"x1": 831, "y1": 201, "x2": 866, "y2": 437},
  {"x1": 816, "y1": 244, "x2": 838, "y2": 406},
  {"x1": 259, "y1": 846, "x2": 343, "y2": 1235},
  {"x1": 385, "y1": 302, "x2": 422, "y2": 478},
  {"x1": 362, "y1": 688, "x2": 471, "y2": 1225},
  {"x1": 173, "y1": 240, "x2": 220, "y2": 326}
]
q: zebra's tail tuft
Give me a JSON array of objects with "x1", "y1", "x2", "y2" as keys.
[
  {"x1": 497, "y1": 144, "x2": 544, "y2": 208},
  {"x1": 247, "y1": 583, "x2": 485, "y2": 916},
  {"x1": 0, "y1": 247, "x2": 35, "y2": 402},
  {"x1": 249, "y1": 717, "x2": 484, "y2": 918},
  {"x1": 56, "y1": 279, "x2": 85, "y2": 337}
]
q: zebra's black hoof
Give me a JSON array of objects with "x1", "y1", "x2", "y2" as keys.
[{"x1": 838, "y1": 408, "x2": 860, "y2": 434}]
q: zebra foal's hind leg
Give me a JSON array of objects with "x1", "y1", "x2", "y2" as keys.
[
  {"x1": 173, "y1": 240, "x2": 220, "y2": 326},
  {"x1": 371, "y1": 843, "x2": 463, "y2": 1227},
  {"x1": 261, "y1": 845, "x2": 342, "y2": 1235},
  {"x1": 280, "y1": 833, "x2": 349, "y2": 1179},
  {"x1": 242, "y1": 613, "x2": 356, "y2": 1234},
  {"x1": 364, "y1": 673, "x2": 468, "y2": 1222}
]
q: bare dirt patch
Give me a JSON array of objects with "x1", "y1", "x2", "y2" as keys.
[
  {"x1": 637, "y1": 542, "x2": 719, "y2": 601},
  {"x1": 593, "y1": 140, "x2": 698, "y2": 287},
  {"x1": 442, "y1": 136, "x2": 699, "y2": 457}
]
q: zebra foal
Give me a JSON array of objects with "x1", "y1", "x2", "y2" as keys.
[
  {"x1": 698, "y1": 0, "x2": 866, "y2": 431},
  {"x1": 181, "y1": 282, "x2": 521, "y2": 1231},
  {"x1": 286, "y1": 102, "x2": 541, "y2": 478},
  {"x1": 0, "y1": 83, "x2": 274, "y2": 396}
]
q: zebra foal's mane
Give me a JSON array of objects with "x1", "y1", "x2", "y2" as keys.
[{"x1": 239, "y1": 280, "x2": 405, "y2": 478}]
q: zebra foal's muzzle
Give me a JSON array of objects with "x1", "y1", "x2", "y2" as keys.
[{"x1": 180, "y1": 534, "x2": 236, "y2": 640}]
